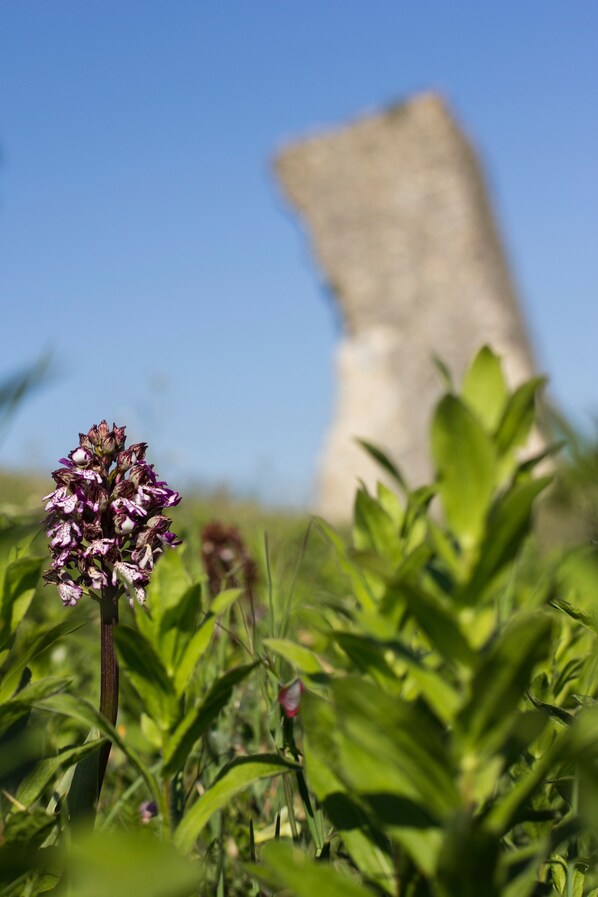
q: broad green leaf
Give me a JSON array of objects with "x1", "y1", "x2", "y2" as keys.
[
  {"x1": 1, "y1": 556, "x2": 44, "y2": 644},
  {"x1": 173, "y1": 616, "x2": 216, "y2": 696},
  {"x1": 461, "y1": 346, "x2": 508, "y2": 432},
  {"x1": 66, "y1": 829, "x2": 200, "y2": 897},
  {"x1": 387, "y1": 639, "x2": 461, "y2": 723},
  {"x1": 376, "y1": 481, "x2": 404, "y2": 528},
  {"x1": 402, "y1": 485, "x2": 436, "y2": 553},
  {"x1": 143, "y1": 548, "x2": 191, "y2": 631},
  {"x1": 174, "y1": 754, "x2": 296, "y2": 853},
  {"x1": 330, "y1": 678, "x2": 460, "y2": 818},
  {"x1": 67, "y1": 730, "x2": 103, "y2": 825},
  {"x1": 114, "y1": 625, "x2": 179, "y2": 731},
  {"x1": 341, "y1": 830, "x2": 395, "y2": 896},
  {"x1": 34, "y1": 693, "x2": 160, "y2": 805},
  {"x1": 431, "y1": 395, "x2": 496, "y2": 550},
  {"x1": 253, "y1": 841, "x2": 374, "y2": 897},
  {"x1": 494, "y1": 376, "x2": 546, "y2": 457},
  {"x1": 0, "y1": 619, "x2": 81, "y2": 703},
  {"x1": 302, "y1": 694, "x2": 342, "y2": 801},
  {"x1": 458, "y1": 477, "x2": 551, "y2": 605},
  {"x1": 332, "y1": 632, "x2": 398, "y2": 686},
  {"x1": 210, "y1": 587, "x2": 243, "y2": 615},
  {"x1": 158, "y1": 582, "x2": 202, "y2": 674},
  {"x1": 163, "y1": 663, "x2": 257, "y2": 775},
  {"x1": 0, "y1": 675, "x2": 72, "y2": 734},
  {"x1": 353, "y1": 487, "x2": 400, "y2": 562},
  {"x1": 264, "y1": 638, "x2": 325, "y2": 676},
  {"x1": 457, "y1": 611, "x2": 553, "y2": 754},
  {"x1": 401, "y1": 582, "x2": 475, "y2": 667}
]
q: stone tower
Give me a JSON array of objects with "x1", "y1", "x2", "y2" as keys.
[{"x1": 275, "y1": 93, "x2": 538, "y2": 521}]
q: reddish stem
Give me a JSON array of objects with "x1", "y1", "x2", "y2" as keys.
[{"x1": 98, "y1": 586, "x2": 119, "y2": 798}]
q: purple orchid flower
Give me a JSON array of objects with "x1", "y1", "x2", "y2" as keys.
[{"x1": 43, "y1": 421, "x2": 181, "y2": 608}]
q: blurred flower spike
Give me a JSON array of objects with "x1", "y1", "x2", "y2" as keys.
[
  {"x1": 43, "y1": 420, "x2": 181, "y2": 607},
  {"x1": 278, "y1": 678, "x2": 304, "y2": 718}
]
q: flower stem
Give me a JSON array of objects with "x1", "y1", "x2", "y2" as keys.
[{"x1": 98, "y1": 585, "x2": 119, "y2": 798}]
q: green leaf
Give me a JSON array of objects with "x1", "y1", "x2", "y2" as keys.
[
  {"x1": 494, "y1": 376, "x2": 546, "y2": 457},
  {"x1": 210, "y1": 587, "x2": 244, "y2": 615},
  {"x1": 163, "y1": 663, "x2": 257, "y2": 776},
  {"x1": 353, "y1": 487, "x2": 400, "y2": 562},
  {"x1": 355, "y1": 439, "x2": 407, "y2": 492},
  {"x1": 457, "y1": 611, "x2": 553, "y2": 754},
  {"x1": 376, "y1": 482, "x2": 404, "y2": 528},
  {"x1": 1, "y1": 556, "x2": 44, "y2": 643},
  {"x1": 174, "y1": 754, "x2": 297, "y2": 854},
  {"x1": 173, "y1": 616, "x2": 216, "y2": 697},
  {"x1": 34, "y1": 693, "x2": 160, "y2": 805},
  {"x1": 253, "y1": 841, "x2": 374, "y2": 897},
  {"x1": 114, "y1": 625, "x2": 179, "y2": 731},
  {"x1": 431, "y1": 395, "x2": 496, "y2": 550},
  {"x1": 66, "y1": 829, "x2": 201, "y2": 897},
  {"x1": 143, "y1": 549, "x2": 192, "y2": 636},
  {"x1": 458, "y1": 477, "x2": 551, "y2": 605},
  {"x1": 158, "y1": 582, "x2": 202, "y2": 674},
  {"x1": 332, "y1": 632, "x2": 397, "y2": 685},
  {"x1": 550, "y1": 596, "x2": 597, "y2": 633},
  {"x1": 461, "y1": 346, "x2": 508, "y2": 433},
  {"x1": 329, "y1": 679, "x2": 460, "y2": 819},
  {"x1": 264, "y1": 638, "x2": 325, "y2": 676},
  {"x1": 386, "y1": 639, "x2": 461, "y2": 724},
  {"x1": 401, "y1": 582, "x2": 475, "y2": 667},
  {"x1": 0, "y1": 619, "x2": 81, "y2": 703},
  {"x1": 0, "y1": 675, "x2": 72, "y2": 734}
]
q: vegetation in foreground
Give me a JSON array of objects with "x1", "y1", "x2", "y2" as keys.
[{"x1": 1, "y1": 346, "x2": 598, "y2": 897}]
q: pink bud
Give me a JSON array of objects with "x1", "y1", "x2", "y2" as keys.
[{"x1": 278, "y1": 679, "x2": 304, "y2": 718}]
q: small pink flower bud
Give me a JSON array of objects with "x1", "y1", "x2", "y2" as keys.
[{"x1": 278, "y1": 679, "x2": 304, "y2": 718}]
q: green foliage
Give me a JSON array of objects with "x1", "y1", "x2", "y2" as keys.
[
  {"x1": 253, "y1": 347, "x2": 598, "y2": 896},
  {"x1": 2, "y1": 345, "x2": 598, "y2": 896}
]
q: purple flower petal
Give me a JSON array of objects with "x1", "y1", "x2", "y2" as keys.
[{"x1": 57, "y1": 579, "x2": 83, "y2": 607}]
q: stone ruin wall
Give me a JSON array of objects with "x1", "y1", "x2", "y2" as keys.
[{"x1": 275, "y1": 93, "x2": 539, "y2": 521}]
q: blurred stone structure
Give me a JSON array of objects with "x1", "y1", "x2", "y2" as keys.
[{"x1": 275, "y1": 93, "x2": 538, "y2": 521}]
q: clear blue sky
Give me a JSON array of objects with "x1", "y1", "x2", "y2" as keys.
[{"x1": 1, "y1": 2, "x2": 596, "y2": 505}]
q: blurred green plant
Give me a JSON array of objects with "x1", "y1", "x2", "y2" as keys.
[{"x1": 253, "y1": 347, "x2": 598, "y2": 897}]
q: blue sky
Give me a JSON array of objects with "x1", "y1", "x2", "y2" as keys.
[{"x1": 1, "y1": 2, "x2": 596, "y2": 505}]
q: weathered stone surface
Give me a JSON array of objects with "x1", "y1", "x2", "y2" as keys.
[{"x1": 275, "y1": 93, "x2": 539, "y2": 521}]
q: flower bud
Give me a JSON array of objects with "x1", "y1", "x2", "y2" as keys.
[
  {"x1": 278, "y1": 679, "x2": 304, "y2": 718},
  {"x1": 139, "y1": 800, "x2": 158, "y2": 824},
  {"x1": 71, "y1": 448, "x2": 89, "y2": 465}
]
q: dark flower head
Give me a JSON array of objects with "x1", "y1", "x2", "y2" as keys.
[
  {"x1": 200, "y1": 520, "x2": 257, "y2": 598},
  {"x1": 43, "y1": 422, "x2": 181, "y2": 607}
]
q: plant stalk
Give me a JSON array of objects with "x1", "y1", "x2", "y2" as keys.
[{"x1": 98, "y1": 585, "x2": 119, "y2": 798}]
